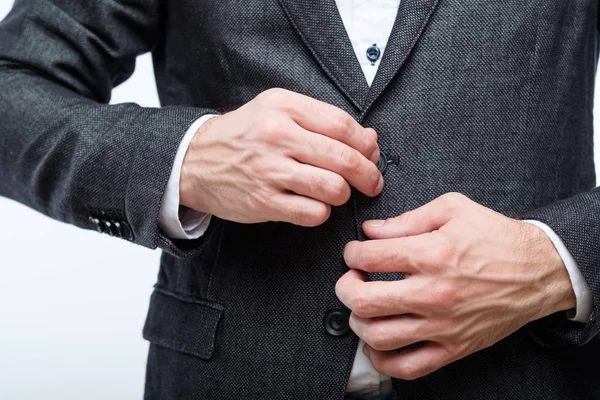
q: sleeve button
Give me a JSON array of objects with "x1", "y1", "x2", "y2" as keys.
[
  {"x1": 102, "y1": 221, "x2": 114, "y2": 236},
  {"x1": 112, "y1": 221, "x2": 123, "y2": 238},
  {"x1": 89, "y1": 217, "x2": 103, "y2": 234},
  {"x1": 120, "y1": 221, "x2": 134, "y2": 241}
]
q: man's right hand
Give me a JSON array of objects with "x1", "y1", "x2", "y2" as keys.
[{"x1": 180, "y1": 88, "x2": 383, "y2": 227}]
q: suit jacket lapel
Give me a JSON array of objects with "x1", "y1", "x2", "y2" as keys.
[
  {"x1": 363, "y1": 0, "x2": 440, "y2": 113},
  {"x1": 278, "y1": 0, "x2": 370, "y2": 110}
]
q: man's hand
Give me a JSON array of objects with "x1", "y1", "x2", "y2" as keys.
[
  {"x1": 180, "y1": 88, "x2": 383, "y2": 226},
  {"x1": 336, "y1": 193, "x2": 576, "y2": 380}
]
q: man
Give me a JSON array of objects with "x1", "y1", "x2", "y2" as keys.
[{"x1": 0, "y1": 0, "x2": 598, "y2": 398}]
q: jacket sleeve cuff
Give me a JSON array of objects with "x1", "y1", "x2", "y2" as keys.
[{"x1": 121, "y1": 106, "x2": 220, "y2": 258}]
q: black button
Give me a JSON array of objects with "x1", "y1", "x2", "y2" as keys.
[
  {"x1": 102, "y1": 221, "x2": 114, "y2": 236},
  {"x1": 89, "y1": 215, "x2": 133, "y2": 241},
  {"x1": 323, "y1": 308, "x2": 350, "y2": 337},
  {"x1": 119, "y1": 221, "x2": 134, "y2": 241},
  {"x1": 89, "y1": 217, "x2": 102, "y2": 234},
  {"x1": 366, "y1": 43, "x2": 381, "y2": 65},
  {"x1": 376, "y1": 152, "x2": 388, "y2": 174},
  {"x1": 112, "y1": 221, "x2": 123, "y2": 238}
]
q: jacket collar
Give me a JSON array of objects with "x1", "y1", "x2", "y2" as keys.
[
  {"x1": 278, "y1": 0, "x2": 369, "y2": 110},
  {"x1": 279, "y1": 0, "x2": 440, "y2": 112}
]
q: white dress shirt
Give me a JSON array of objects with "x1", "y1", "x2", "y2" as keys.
[{"x1": 157, "y1": 0, "x2": 593, "y2": 394}]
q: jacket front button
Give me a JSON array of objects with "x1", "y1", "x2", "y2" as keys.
[
  {"x1": 323, "y1": 308, "x2": 350, "y2": 337},
  {"x1": 376, "y1": 152, "x2": 388, "y2": 174}
]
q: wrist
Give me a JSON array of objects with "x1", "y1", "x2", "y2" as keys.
[
  {"x1": 524, "y1": 222, "x2": 577, "y2": 318},
  {"x1": 180, "y1": 115, "x2": 218, "y2": 212}
]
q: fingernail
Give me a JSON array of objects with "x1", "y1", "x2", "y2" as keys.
[
  {"x1": 365, "y1": 219, "x2": 385, "y2": 227},
  {"x1": 363, "y1": 344, "x2": 371, "y2": 358},
  {"x1": 375, "y1": 176, "x2": 384, "y2": 193}
]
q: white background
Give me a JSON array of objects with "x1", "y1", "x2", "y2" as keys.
[
  {"x1": 1, "y1": 0, "x2": 600, "y2": 399},
  {"x1": 0, "y1": 1, "x2": 159, "y2": 398}
]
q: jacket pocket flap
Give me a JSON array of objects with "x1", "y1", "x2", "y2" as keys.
[{"x1": 143, "y1": 289, "x2": 224, "y2": 360}]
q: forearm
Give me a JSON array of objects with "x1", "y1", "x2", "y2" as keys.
[{"x1": 0, "y1": 64, "x2": 212, "y2": 248}]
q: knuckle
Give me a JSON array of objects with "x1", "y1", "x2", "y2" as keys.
[
  {"x1": 441, "y1": 319, "x2": 463, "y2": 340},
  {"x1": 352, "y1": 292, "x2": 373, "y2": 318},
  {"x1": 334, "y1": 112, "x2": 356, "y2": 134},
  {"x1": 430, "y1": 281, "x2": 458, "y2": 309},
  {"x1": 304, "y1": 203, "x2": 331, "y2": 226},
  {"x1": 306, "y1": 172, "x2": 324, "y2": 192},
  {"x1": 255, "y1": 118, "x2": 284, "y2": 140},
  {"x1": 328, "y1": 175, "x2": 347, "y2": 194},
  {"x1": 366, "y1": 127, "x2": 378, "y2": 142},
  {"x1": 442, "y1": 192, "x2": 467, "y2": 203},
  {"x1": 364, "y1": 128, "x2": 379, "y2": 155},
  {"x1": 288, "y1": 203, "x2": 309, "y2": 226},
  {"x1": 397, "y1": 363, "x2": 423, "y2": 381},
  {"x1": 364, "y1": 321, "x2": 388, "y2": 350},
  {"x1": 327, "y1": 176, "x2": 350, "y2": 205},
  {"x1": 257, "y1": 88, "x2": 287, "y2": 105},
  {"x1": 337, "y1": 147, "x2": 361, "y2": 174},
  {"x1": 249, "y1": 158, "x2": 277, "y2": 179},
  {"x1": 439, "y1": 192, "x2": 468, "y2": 214},
  {"x1": 430, "y1": 238, "x2": 455, "y2": 268},
  {"x1": 249, "y1": 187, "x2": 276, "y2": 210}
]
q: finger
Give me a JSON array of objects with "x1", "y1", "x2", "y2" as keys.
[
  {"x1": 344, "y1": 234, "x2": 443, "y2": 273},
  {"x1": 280, "y1": 161, "x2": 351, "y2": 206},
  {"x1": 291, "y1": 127, "x2": 383, "y2": 197},
  {"x1": 365, "y1": 341, "x2": 456, "y2": 380},
  {"x1": 335, "y1": 270, "x2": 426, "y2": 318},
  {"x1": 350, "y1": 314, "x2": 432, "y2": 351},
  {"x1": 362, "y1": 192, "x2": 472, "y2": 239},
  {"x1": 280, "y1": 91, "x2": 379, "y2": 161},
  {"x1": 268, "y1": 191, "x2": 331, "y2": 227},
  {"x1": 335, "y1": 269, "x2": 368, "y2": 311}
]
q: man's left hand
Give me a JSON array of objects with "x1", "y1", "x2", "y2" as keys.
[{"x1": 335, "y1": 193, "x2": 576, "y2": 380}]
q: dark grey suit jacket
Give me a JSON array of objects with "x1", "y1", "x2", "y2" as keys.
[{"x1": 1, "y1": 0, "x2": 599, "y2": 399}]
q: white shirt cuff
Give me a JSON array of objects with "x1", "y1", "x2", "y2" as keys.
[
  {"x1": 158, "y1": 114, "x2": 218, "y2": 240},
  {"x1": 524, "y1": 220, "x2": 593, "y2": 323}
]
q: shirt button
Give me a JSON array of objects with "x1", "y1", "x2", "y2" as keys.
[
  {"x1": 323, "y1": 308, "x2": 350, "y2": 337},
  {"x1": 376, "y1": 152, "x2": 388, "y2": 174},
  {"x1": 366, "y1": 43, "x2": 381, "y2": 65}
]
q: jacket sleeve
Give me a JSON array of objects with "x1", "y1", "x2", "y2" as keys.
[
  {"x1": 521, "y1": 189, "x2": 600, "y2": 346},
  {"x1": 0, "y1": 0, "x2": 217, "y2": 257}
]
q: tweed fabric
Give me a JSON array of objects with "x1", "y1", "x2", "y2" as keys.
[
  {"x1": 1, "y1": 0, "x2": 599, "y2": 399},
  {"x1": 0, "y1": 0, "x2": 216, "y2": 251}
]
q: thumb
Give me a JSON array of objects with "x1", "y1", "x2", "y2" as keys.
[{"x1": 363, "y1": 192, "x2": 469, "y2": 239}]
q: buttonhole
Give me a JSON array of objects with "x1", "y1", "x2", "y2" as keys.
[{"x1": 386, "y1": 155, "x2": 400, "y2": 167}]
